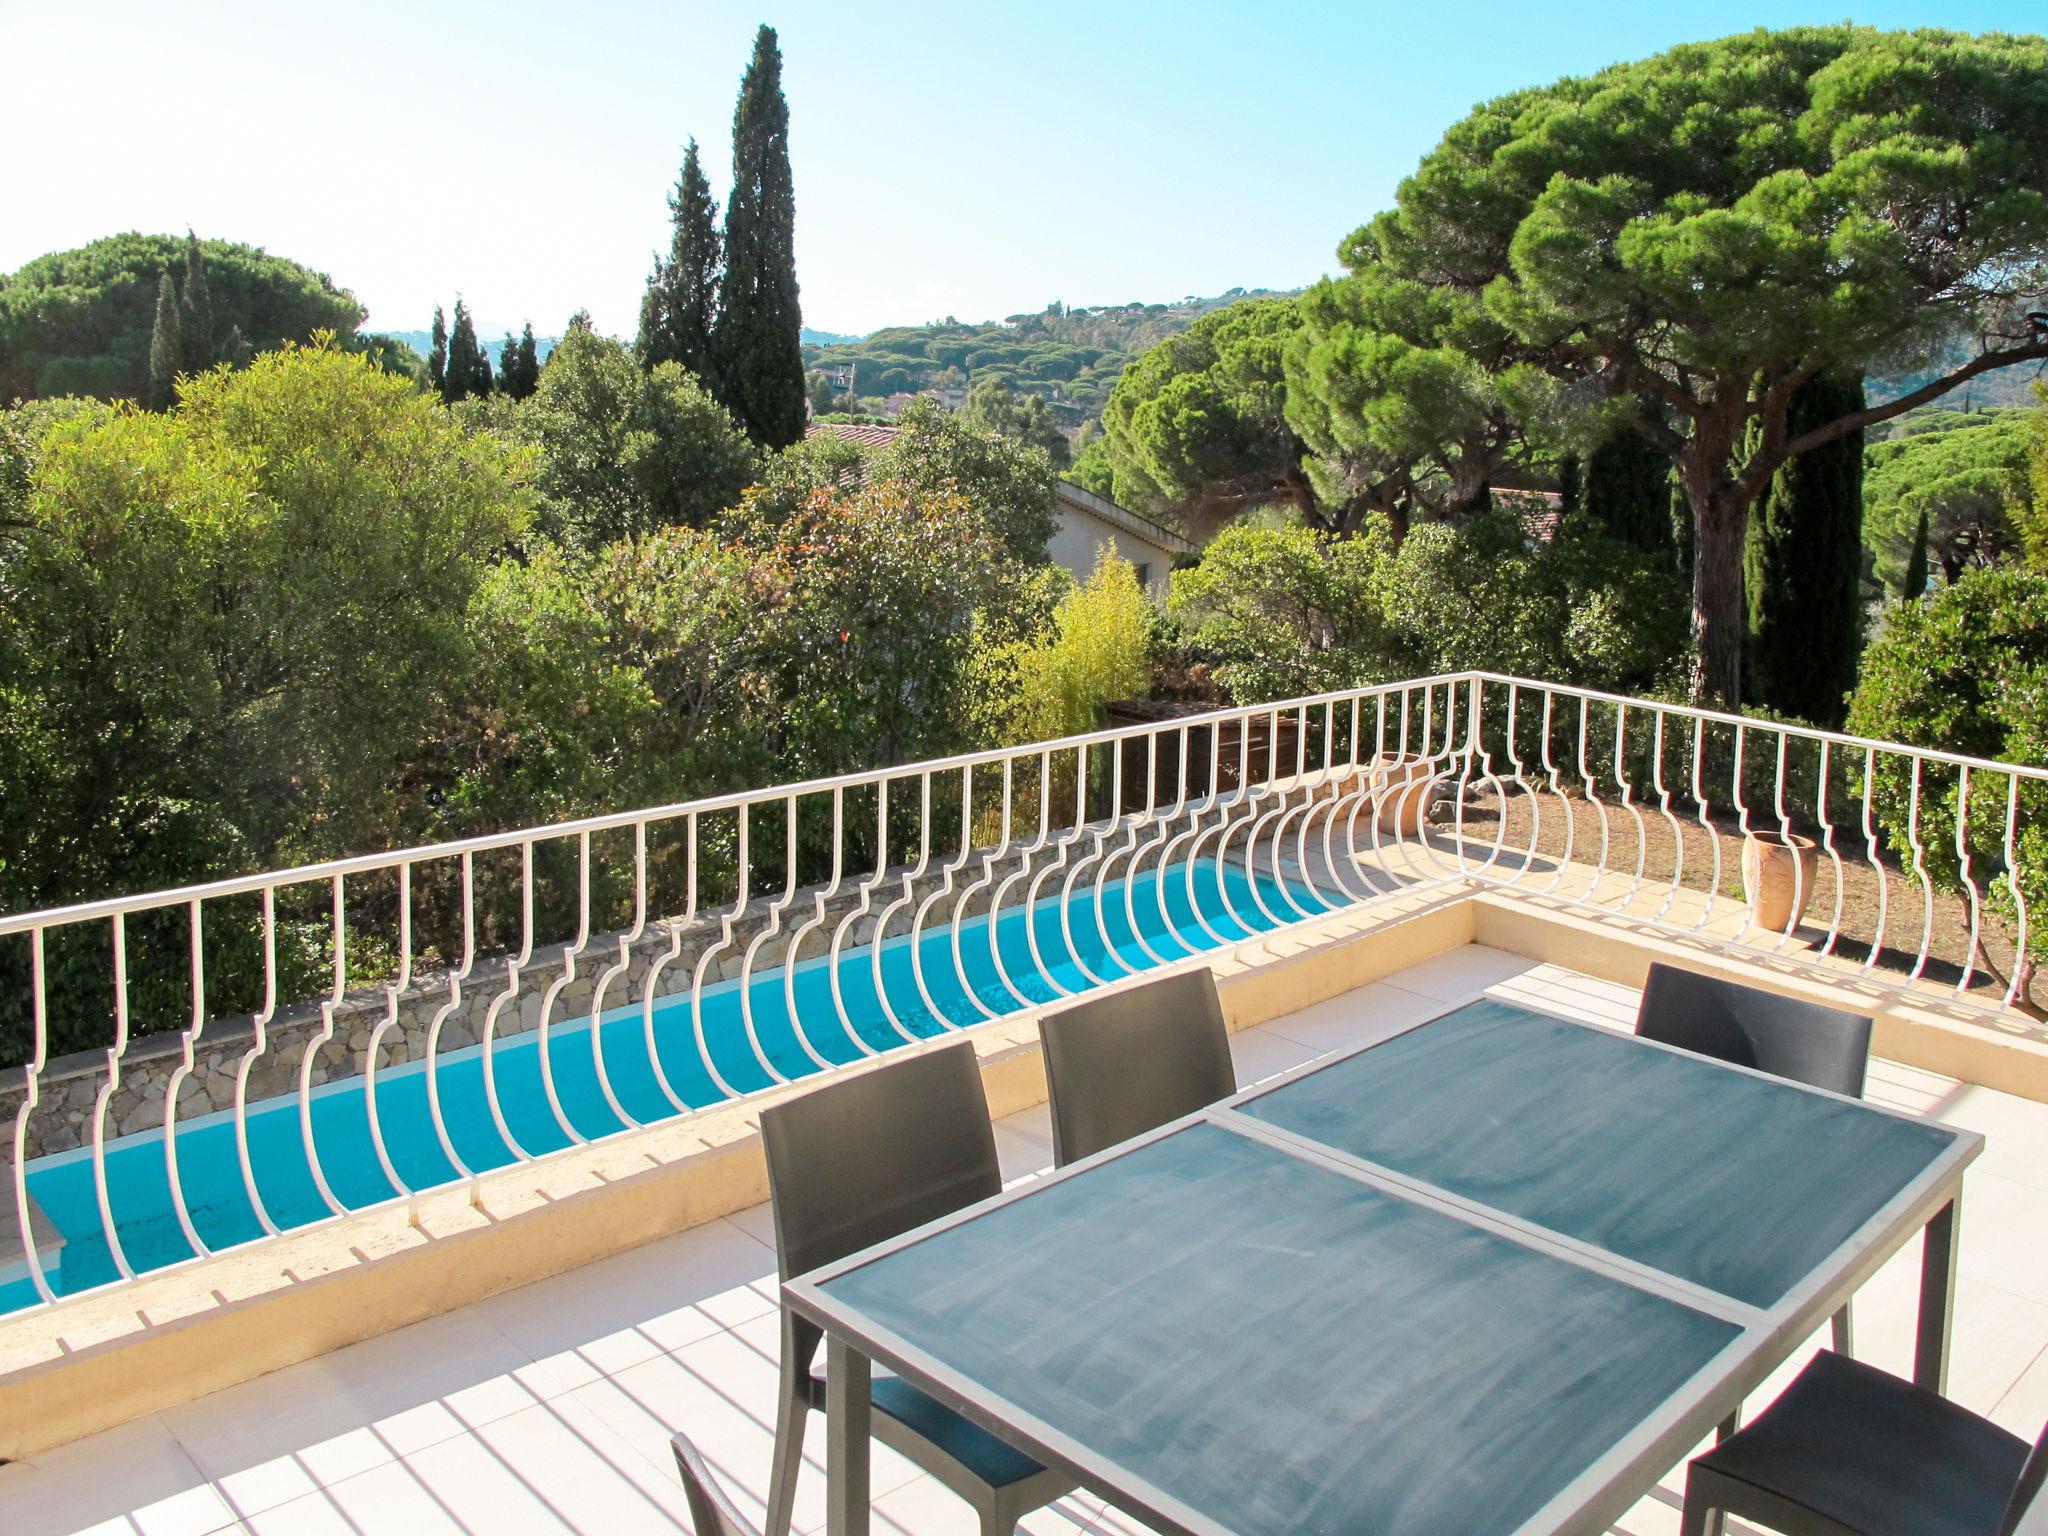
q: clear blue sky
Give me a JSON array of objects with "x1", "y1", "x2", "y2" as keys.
[{"x1": 6, "y1": 0, "x2": 2043, "y2": 340}]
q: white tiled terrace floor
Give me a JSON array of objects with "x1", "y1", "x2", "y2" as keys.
[{"x1": 5, "y1": 944, "x2": 2048, "y2": 1536}]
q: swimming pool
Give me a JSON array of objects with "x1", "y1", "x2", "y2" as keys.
[{"x1": 3, "y1": 853, "x2": 1335, "y2": 1315}]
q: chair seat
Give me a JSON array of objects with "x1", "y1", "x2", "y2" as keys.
[
  {"x1": 1695, "y1": 1351, "x2": 2031, "y2": 1535},
  {"x1": 811, "y1": 1365, "x2": 1047, "y2": 1488}
]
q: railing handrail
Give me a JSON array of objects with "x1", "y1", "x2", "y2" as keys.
[
  {"x1": 1466, "y1": 671, "x2": 2048, "y2": 783},
  {"x1": 3, "y1": 669, "x2": 2042, "y2": 938},
  {"x1": 0, "y1": 679, "x2": 1398, "y2": 936}
]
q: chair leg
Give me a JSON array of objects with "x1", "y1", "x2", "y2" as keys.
[
  {"x1": 765, "y1": 1311, "x2": 824, "y2": 1536},
  {"x1": 1679, "y1": 1467, "x2": 1723, "y2": 1536},
  {"x1": 1832, "y1": 1300, "x2": 1853, "y2": 1357}
]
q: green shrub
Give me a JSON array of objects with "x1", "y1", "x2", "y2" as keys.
[
  {"x1": 1846, "y1": 567, "x2": 2048, "y2": 965},
  {"x1": 979, "y1": 552, "x2": 1152, "y2": 745}
]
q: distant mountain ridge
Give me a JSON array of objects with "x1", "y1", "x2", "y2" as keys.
[{"x1": 380, "y1": 328, "x2": 558, "y2": 365}]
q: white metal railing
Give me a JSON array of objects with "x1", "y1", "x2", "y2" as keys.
[{"x1": 0, "y1": 673, "x2": 2040, "y2": 1319}]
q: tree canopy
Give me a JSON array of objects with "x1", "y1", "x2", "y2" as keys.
[
  {"x1": 1286, "y1": 271, "x2": 1553, "y2": 538},
  {"x1": 1341, "y1": 25, "x2": 2048, "y2": 702},
  {"x1": 0, "y1": 233, "x2": 364, "y2": 403},
  {"x1": 506, "y1": 324, "x2": 758, "y2": 551},
  {"x1": 1100, "y1": 297, "x2": 1311, "y2": 531},
  {"x1": 866, "y1": 399, "x2": 1060, "y2": 562},
  {"x1": 0, "y1": 340, "x2": 531, "y2": 914},
  {"x1": 957, "y1": 377, "x2": 1070, "y2": 468},
  {"x1": 1864, "y1": 408, "x2": 2033, "y2": 592}
]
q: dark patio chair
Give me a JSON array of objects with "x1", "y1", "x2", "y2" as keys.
[
  {"x1": 1636, "y1": 961, "x2": 1872, "y2": 1355},
  {"x1": 1680, "y1": 1350, "x2": 2048, "y2": 1536},
  {"x1": 1039, "y1": 966, "x2": 1235, "y2": 1167},
  {"x1": 673, "y1": 1431, "x2": 761, "y2": 1536},
  {"x1": 759, "y1": 1041, "x2": 1073, "y2": 1536}
]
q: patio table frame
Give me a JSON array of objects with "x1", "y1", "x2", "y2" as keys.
[{"x1": 784, "y1": 1000, "x2": 1981, "y2": 1536}]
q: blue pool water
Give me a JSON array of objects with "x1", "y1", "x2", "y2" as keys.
[{"x1": 4, "y1": 855, "x2": 1336, "y2": 1314}]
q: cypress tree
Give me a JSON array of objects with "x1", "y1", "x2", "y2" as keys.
[
  {"x1": 1583, "y1": 424, "x2": 1674, "y2": 552},
  {"x1": 147, "y1": 272, "x2": 183, "y2": 410},
  {"x1": 1744, "y1": 372, "x2": 1867, "y2": 727},
  {"x1": 499, "y1": 323, "x2": 541, "y2": 400},
  {"x1": 710, "y1": 25, "x2": 806, "y2": 447},
  {"x1": 640, "y1": 138, "x2": 722, "y2": 378},
  {"x1": 428, "y1": 306, "x2": 448, "y2": 397},
  {"x1": 1903, "y1": 507, "x2": 1931, "y2": 601},
  {"x1": 221, "y1": 324, "x2": 253, "y2": 370},
  {"x1": 519, "y1": 325, "x2": 540, "y2": 393},
  {"x1": 1557, "y1": 453, "x2": 1582, "y2": 516},
  {"x1": 444, "y1": 299, "x2": 488, "y2": 402},
  {"x1": 179, "y1": 230, "x2": 214, "y2": 372}
]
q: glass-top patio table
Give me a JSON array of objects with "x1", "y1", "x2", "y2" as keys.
[{"x1": 784, "y1": 997, "x2": 1981, "y2": 1536}]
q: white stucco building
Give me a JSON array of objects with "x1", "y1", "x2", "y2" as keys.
[
  {"x1": 1047, "y1": 479, "x2": 1195, "y2": 599},
  {"x1": 803, "y1": 423, "x2": 1197, "y2": 597}
]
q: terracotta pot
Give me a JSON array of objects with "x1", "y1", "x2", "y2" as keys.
[
  {"x1": 1742, "y1": 831, "x2": 1820, "y2": 933},
  {"x1": 1366, "y1": 753, "x2": 1436, "y2": 836}
]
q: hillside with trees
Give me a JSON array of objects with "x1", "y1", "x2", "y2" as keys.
[
  {"x1": 0, "y1": 233, "x2": 367, "y2": 402},
  {"x1": 802, "y1": 290, "x2": 1295, "y2": 426}
]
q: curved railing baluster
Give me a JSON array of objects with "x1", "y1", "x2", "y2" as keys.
[
  {"x1": 425, "y1": 854, "x2": 482, "y2": 1178},
  {"x1": 744, "y1": 796, "x2": 834, "y2": 1071},
  {"x1": 1906, "y1": 758, "x2": 1938, "y2": 981},
  {"x1": 789, "y1": 787, "x2": 870, "y2": 1056},
  {"x1": 1612, "y1": 705, "x2": 1649, "y2": 909},
  {"x1": 1956, "y1": 767, "x2": 1984, "y2": 997},
  {"x1": 1649, "y1": 710, "x2": 1687, "y2": 926},
  {"x1": 89, "y1": 915, "x2": 139, "y2": 1281},
  {"x1": 478, "y1": 845, "x2": 541, "y2": 1167},
  {"x1": 360, "y1": 865, "x2": 416, "y2": 1200},
  {"x1": 532, "y1": 833, "x2": 598, "y2": 1141},
  {"x1": 11, "y1": 930, "x2": 57, "y2": 1303},
  {"x1": 295, "y1": 879, "x2": 349, "y2": 1218},
  {"x1": 2005, "y1": 775, "x2": 2031, "y2": 1011},
  {"x1": 1767, "y1": 731, "x2": 1804, "y2": 950},
  {"x1": 586, "y1": 825, "x2": 654, "y2": 1126},
  {"x1": 159, "y1": 898, "x2": 213, "y2": 1260},
  {"x1": 1860, "y1": 749, "x2": 1892, "y2": 974},
  {"x1": 1160, "y1": 722, "x2": 1237, "y2": 948},
  {"x1": 968, "y1": 755, "x2": 1038, "y2": 1012},
  {"x1": 1815, "y1": 742, "x2": 1850, "y2": 960},
  {"x1": 1537, "y1": 690, "x2": 1576, "y2": 898},
  {"x1": 906, "y1": 767, "x2": 985, "y2": 1025}
]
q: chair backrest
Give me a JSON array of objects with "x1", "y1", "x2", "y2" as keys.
[
  {"x1": 2000, "y1": 1421, "x2": 2048, "y2": 1536},
  {"x1": 759, "y1": 1039, "x2": 1001, "y2": 1282},
  {"x1": 1040, "y1": 967, "x2": 1234, "y2": 1167},
  {"x1": 1635, "y1": 962, "x2": 1873, "y2": 1098},
  {"x1": 672, "y1": 1431, "x2": 761, "y2": 1536}
]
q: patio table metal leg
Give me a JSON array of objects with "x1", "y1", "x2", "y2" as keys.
[
  {"x1": 1914, "y1": 1198, "x2": 1959, "y2": 1395},
  {"x1": 826, "y1": 1335, "x2": 872, "y2": 1536}
]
